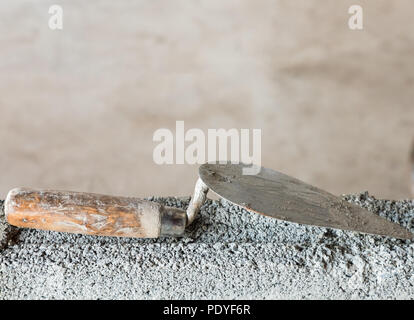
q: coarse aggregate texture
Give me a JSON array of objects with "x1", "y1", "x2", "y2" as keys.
[{"x1": 1, "y1": 193, "x2": 414, "y2": 300}]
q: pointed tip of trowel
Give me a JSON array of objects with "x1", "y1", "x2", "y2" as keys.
[
  {"x1": 394, "y1": 227, "x2": 414, "y2": 240},
  {"x1": 341, "y1": 201, "x2": 414, "y2": 240},
  {"x1": 385, "y1": 228, "x2": 413, "y2": 240}
]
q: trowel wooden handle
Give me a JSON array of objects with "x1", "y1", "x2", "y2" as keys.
[{"x1": 4, "y1": 188, "x2": 186, "y2": 238}]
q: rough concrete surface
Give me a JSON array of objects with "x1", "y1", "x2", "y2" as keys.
[{"x1": 1, "y1": 193, "x2": 414, "y2": 300}]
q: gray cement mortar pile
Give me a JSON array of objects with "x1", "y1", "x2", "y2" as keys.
[{"x1": 1, "y1": 193, "x2": 414, "y2": 299}]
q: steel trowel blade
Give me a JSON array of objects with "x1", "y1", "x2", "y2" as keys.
[{"x1": 199, "y1": 163, "x2": 413, "y2": 240}]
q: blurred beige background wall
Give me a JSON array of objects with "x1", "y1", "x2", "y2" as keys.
[{"x1": 0, "y1": 0, "x2": 413, "y2": 200}]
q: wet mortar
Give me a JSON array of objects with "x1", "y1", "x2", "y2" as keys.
[{"x1": 1, "y1": 193, "x2": 414, "y2": 299}]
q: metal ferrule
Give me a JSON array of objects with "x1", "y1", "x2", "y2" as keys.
[{"x1": 160, "y1": 206, "x2": 187, "y2": 236}]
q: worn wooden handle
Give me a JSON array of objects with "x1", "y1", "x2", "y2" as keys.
[{"x1": 4, "y1": 188, "x2": 186, "y2": 238}]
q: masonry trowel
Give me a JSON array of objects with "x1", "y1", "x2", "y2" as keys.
[{"x1": 3, "y1": 163, "x2": 412, "y2": 239}]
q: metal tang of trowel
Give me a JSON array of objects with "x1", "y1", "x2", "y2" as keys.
[{"x1": 3, "y1": 163, "x2": 413, "y2": 240}]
